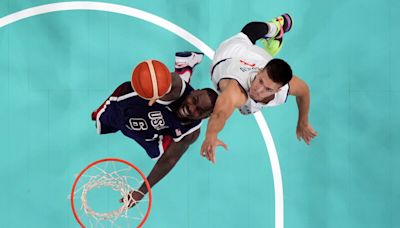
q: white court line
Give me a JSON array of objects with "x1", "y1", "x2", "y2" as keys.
[{"x1": 0, "y1": 2, "x2": 284, "y2": 227}]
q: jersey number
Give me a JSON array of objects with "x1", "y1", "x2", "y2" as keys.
[
  {"x1": 126, "y1": 111, "x2": 166, "y2": 131},
  {"x1": 126, "y1": 118, "x2": 148, "y2": 131}
]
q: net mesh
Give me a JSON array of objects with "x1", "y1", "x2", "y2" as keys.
[{"x1": 71, "y1": 160, "x2": 150, "y2": 227}]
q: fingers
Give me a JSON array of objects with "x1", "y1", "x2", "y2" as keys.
[
  {"x1": 306, "y1": 129, "x2": 317, "y2": 141},
  {"x1": 120, "y1": 196, "x2": 135, "y2": 208},
  {"x1": 211, "y1": 153, "x2": 216, "y2": 164},
  {"x1": 300, "y1": 131, "x2": 315, "y2": 145},
  {"x1": 307, "y1": 126, "x2": 318, "y2": 139},
  {"x1": 120, "y1": 191, "x2": 143, "y2": 208},
  {"x1": 296, "y1": 132, "x2": 301, "y2": 141},
  {"x1": 306, "y1": 127, "x2": 317, "y2": 137},
  {"x1": 200, "y1": 138, "x2": 230, "y2": 164},
  {"x1": 207, "y1": 150, "x2": 214, "y2": 164},
  {"x1": 217, "y1": 140, "x2": 228, "y2": 151},
  {"x1": 148, "y1": 99, "x2": 157, "y2": 106},
  {"x1": 304, "y1": 136, "x2": 311, "y2": 145},
  {"x1": 201, "y1": 143, "x2": 216, "y2": 164},
  {"x1": 200, "y1": 144, "x2": 207, "y2": 157},
  {"x1": 119, "y1": 193, "x2": 133, "y2": 206},
  {"x1": 200, "y1": 143, "x2": 211, "y2": 158},
  {"x1": 128, "y1": 200, "x2": 136, "y2": 208},
  {"x1": 206, "y1": 146, "x2": 215, "y2": 164},
  {"x1": 297, "y1": 124, "x2": 318, "y2": 145},
  {"x1": 310, "y1": 129, "x2": 318, "y2": 137}
]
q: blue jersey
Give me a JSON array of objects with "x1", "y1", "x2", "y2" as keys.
[{"x1": 92, "y1": 81, "x2": 201, "y2": 159}]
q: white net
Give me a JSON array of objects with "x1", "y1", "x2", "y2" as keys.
[{"x1": 70, "y1": 159, "x2": 151, "y2": 228}]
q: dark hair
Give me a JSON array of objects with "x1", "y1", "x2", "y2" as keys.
[
  {"x1": 201, "y1": 88, "x2": 218, "y2": 111},
  {"x1": 264, "y1": 58, "x2": 293, "y2": 85}
]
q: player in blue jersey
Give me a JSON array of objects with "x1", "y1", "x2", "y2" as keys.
[{"x1": 92, "y1": 52, "x2": 217, "y2": 206}]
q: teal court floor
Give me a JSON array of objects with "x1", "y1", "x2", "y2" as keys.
[{"x1": 0, "y1": 0, "x2": 399, "y2": 227}]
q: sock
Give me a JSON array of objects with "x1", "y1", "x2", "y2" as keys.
[{"x1": 265, "y1": 22, "x2": 278, "y2": 38}]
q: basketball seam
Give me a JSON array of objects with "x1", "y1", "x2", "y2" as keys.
[{"x1": 146, "y1": 60, "x2": 159, "y2": 99}]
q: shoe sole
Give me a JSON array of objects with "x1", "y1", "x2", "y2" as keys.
[{"x1": 282, "y1": 13, "x2": 293, "y2": 33}]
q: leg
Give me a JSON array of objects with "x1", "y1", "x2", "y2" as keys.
[
  {"x1": 174, "y1": 51, "x2": 204, "y2": 83},
  {"x1": 241, "y1": 22, "x2": 272, "y2": 44},
  {"x1": 241, "y1": 14, "x2": 293, "y2": 56}
]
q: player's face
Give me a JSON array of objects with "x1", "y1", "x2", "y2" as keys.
[
  {"x1": 249, "y1": 70, "x2": 282, "y2": 102},
  {"x1": 176, "y1": 90, "x2": 213, "y2": 121}
]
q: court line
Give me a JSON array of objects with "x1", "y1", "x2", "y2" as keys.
[{"x1": 0, "y1": 2, "x2": 284, "y2": 227}]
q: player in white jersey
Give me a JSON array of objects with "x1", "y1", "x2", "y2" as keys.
[{"x1": 201, "y1": 14, "x2": 318, "y2": 163}]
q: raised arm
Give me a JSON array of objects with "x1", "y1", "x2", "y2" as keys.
[
  {"x1": 122, "y1": 129, "x2": 200, "y2": 208},
  {"x1": 288, "y1": 75, "x2": 317, "y2": 144},
  {"x1": 200, "y1": 79, "x2": 247, "y2": 163}
]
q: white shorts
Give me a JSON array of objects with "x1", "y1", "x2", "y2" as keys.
[
  {"x1": 212, "y1": 32, "x2": 272, "y2": 68},
  {"x1": 211, "y1": 32, "x2": 272, "y2": 91}
]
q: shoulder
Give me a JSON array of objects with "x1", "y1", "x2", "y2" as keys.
[
  {"x1": 111, "y1": 81, "x2": 135, "y2": 97},
  {"x1": 159, "y1": 73, "x2": 185, "y2": 102},
  {"x1": 158, "y1": 81, "x2": 193, "y2": 111},
  {"x1": 219, "y1": 78, "x2": 247, "y2": 96},
  {"x1": 217, "y1": 79, "x2": 248, "y2": 107},
  {"x1": 288, "y1": 76, "x2": 309, "y2": 96}
]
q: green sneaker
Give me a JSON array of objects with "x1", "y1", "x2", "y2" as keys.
[
  {"x1": 261, "y1": 13, "x2": 293, "y2": 56},
  {"x1": 269, "y1": 13, "x2": 293, "y2": 39},
  {"x1": 261, "y1": 37, "x2": 283, "y2": 57}
]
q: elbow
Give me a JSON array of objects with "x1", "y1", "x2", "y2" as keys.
[
  {"x1": 301, "y1": 83, "x2": 310, "y2": 97},
  {"x1": 296, "y1": 81, "x2": 310, "y2": 98}
]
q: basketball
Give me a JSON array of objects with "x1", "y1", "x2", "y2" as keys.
[{"x1": 131, "y1": 60, "x2": 172, "y2": 101}]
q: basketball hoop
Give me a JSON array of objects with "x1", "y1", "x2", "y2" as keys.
[{"x1": 70, "y1": 158, "x2": 152, "y2": 227}]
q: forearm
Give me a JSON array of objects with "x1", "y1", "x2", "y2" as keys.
[
  {"x1": 138, "y1": 132, "x2": 199, "y2": 193},
  {"x1": 205, "y1": 79, "x2": 245, "y2": 139},
  {"x1": 138, "y1": 142, "x2": 189, "y2": 193},
  {"x1": 205, "y1": 111, "x2": 229, "y2": 139},
  {"x1": 295, "y1": 89, "x2": 310, "y2": 124}
]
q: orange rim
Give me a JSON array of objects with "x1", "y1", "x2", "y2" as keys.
[{"x1": 70, "y1": 158, "x2": 152, "y2": 228}]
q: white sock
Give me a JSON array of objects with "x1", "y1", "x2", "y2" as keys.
[{"x1": 265, "y1": 22, "x2": 278, "y2": 38}]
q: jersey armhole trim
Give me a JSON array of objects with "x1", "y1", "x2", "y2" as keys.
[
  {"x1": 285, "y1": 83, "x2": 290, "y2": 102},
  {"x1": 173, "y1": 121, "x2": 202, "y2": 142},
  {"x1": 217, "y1": 77, "x2": 248, "y2": 97}
]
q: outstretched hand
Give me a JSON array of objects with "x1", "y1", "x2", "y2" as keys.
[
  {"x1": 200, "y1": 136, "x2": 228, "y2": 164},
  {"x1": 296, "y1": 122, "x2": 317, "y2": 145},
  {"x1": 119, "y1": 190, "x2": 145, "y2": 208}
]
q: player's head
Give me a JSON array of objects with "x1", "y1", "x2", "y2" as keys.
[
  {"x1": 176, "y1": 88, "x2": 218, "y2": 121},
  {"x1": 249, "y1": 59, "x2": 292, "y2": 101}
]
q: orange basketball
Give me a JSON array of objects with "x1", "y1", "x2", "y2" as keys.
[{"x1": 131, "y1": 60, "x2": 172, "y2": 100}]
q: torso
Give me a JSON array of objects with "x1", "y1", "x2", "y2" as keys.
[
  {"x1": 213, "y1": 58, "x2": 290, "y2": 115},
  {"x1": 108, "y1": 82, "x2": 201, "y2": 140},
  {"x1": 211, "y1": 32, "x2": 290, "y2": 115}
]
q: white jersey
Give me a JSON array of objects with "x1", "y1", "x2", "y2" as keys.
[{"x1": 211, "y1": 32, "x2": 289, "y2": 115}]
